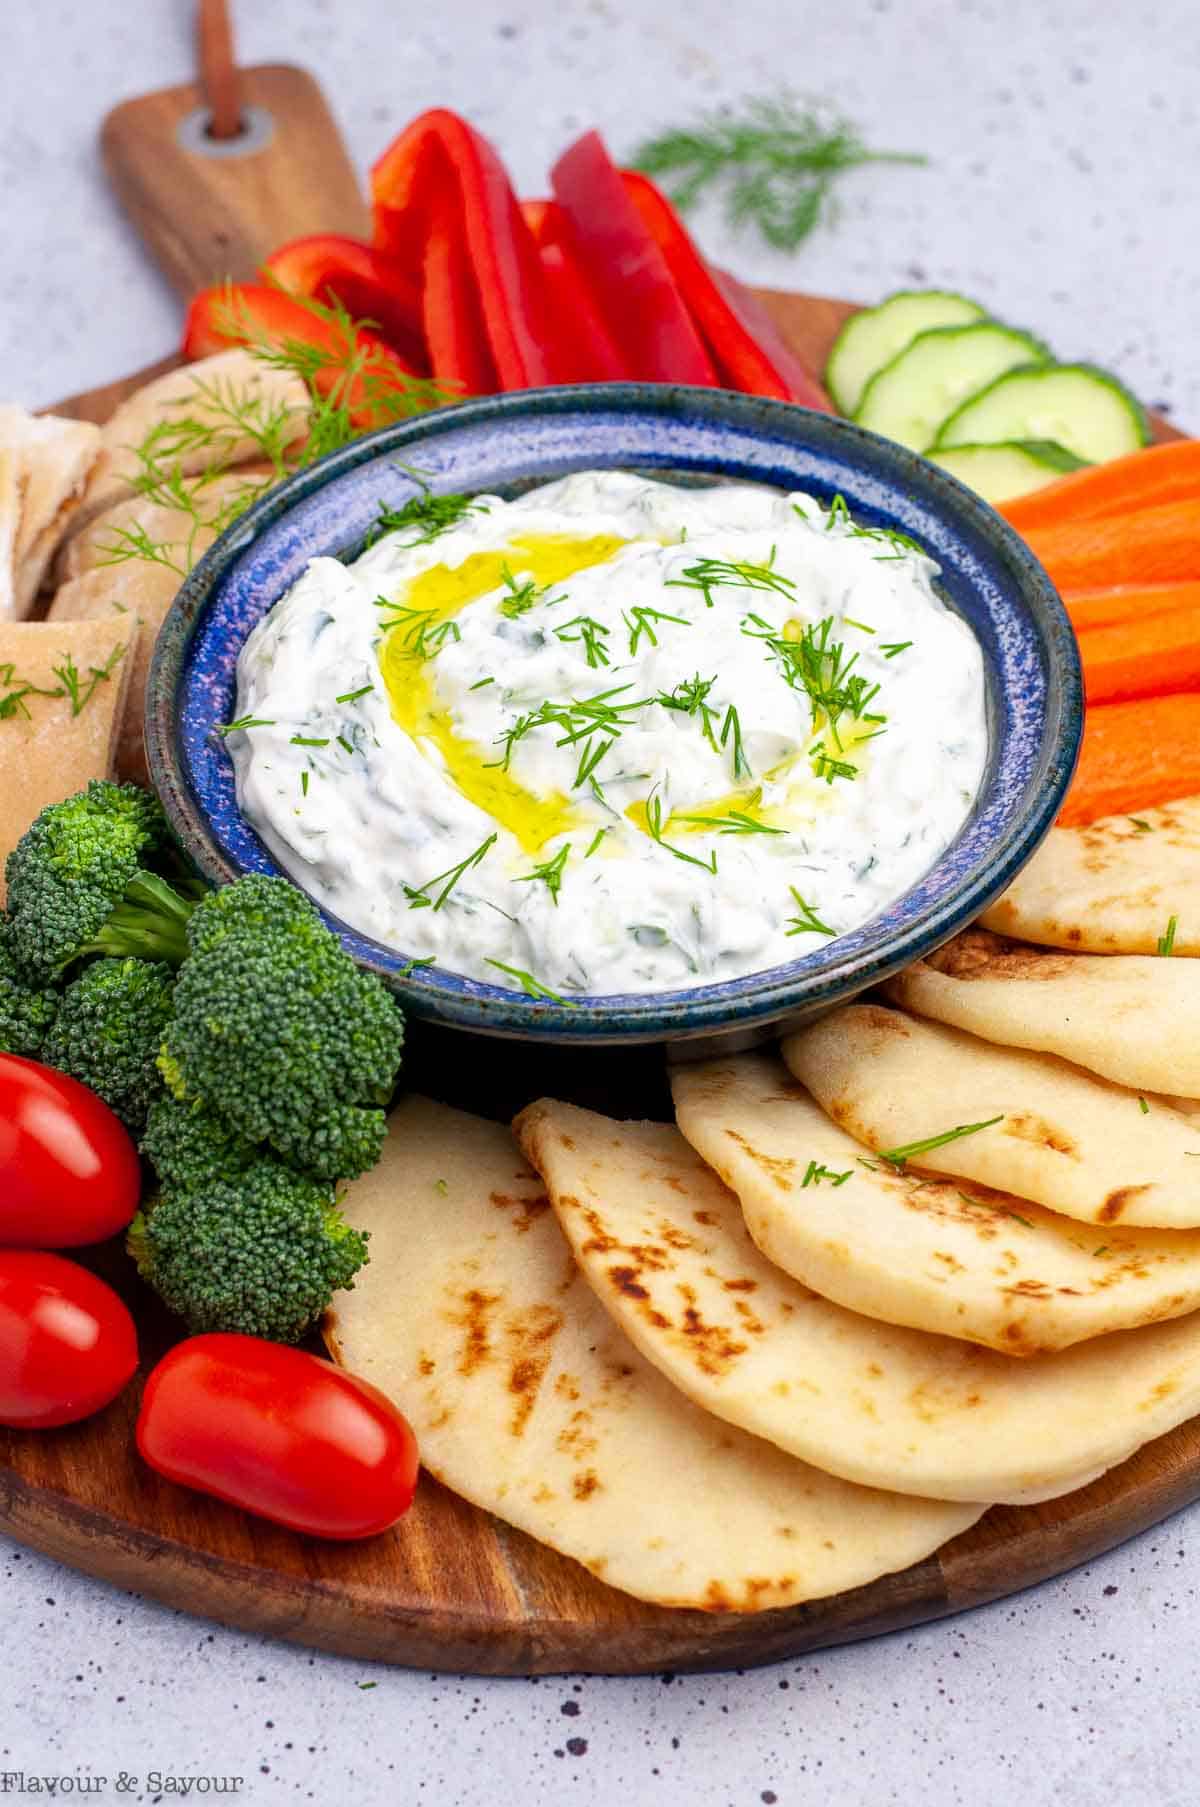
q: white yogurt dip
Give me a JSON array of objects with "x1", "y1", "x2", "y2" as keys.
[{"x1": 228, "y1": 471, "x2": 988, "y2": 998}]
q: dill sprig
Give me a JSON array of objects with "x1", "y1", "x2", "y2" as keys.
[
  {"x1": 785, "y1": 889, "x2": 835, "y2": 936},
  {"x1": 484, "y1": 958, "x2": 572, "y2": 1004},
  {"x1": 217, "y1": 714, "x2": 276, "y2": 736},
  {"x1": 404, "y1": 832, "x2": 498, "y2": 912},
  {"x1": 492, "y1": 684, "x2": 652, "y2": 787},
  {"x1": 555, "y1": 615, "x2": 611, "y2": 668},
  {"x1": 624, "y1": 603, "x2": 691, "y2": 655},
  {"x1": 376, "y1": 598, "x2": 462, "y2": 660},
  {"x1": 643, "y1": 789, "x2": 718, "y2": 874},
  {"x1": 0, "y1": 646, "x2": 126, "y2": 724},
  {"x1": 633, "y1": 94, "x2": 926, "y2": 252},
  {"x1": 1158, "y1": 914, "x2": 1179, "y2": 957},
  {"x1": 801, "y1": 1160, "x2": 852, "y2": 1188},
  {"x1": 657, "y1": 673, "x2": 720, "y2": 746},
  {"x1": 498, "y1": 565, "x2": 562, "y2": 619},
  {"x1": 516, "y1": 841, "x2": 571, "y2": 905},
  {"x1": 876, "y1": 1115, "x2": 1004, "y2": 1172},
  {"x1": 667, "y1": 549, "x2": 796, "y2": 610},
  {"x1": 675, "y1": 802, "x2": 784, "y2": 835},
  {"x1": 368, "y1": 486, "x2": 488, "y2": 549},
  {"x1": 0, "y1": 662, "x2": 70, "y2": 722}
]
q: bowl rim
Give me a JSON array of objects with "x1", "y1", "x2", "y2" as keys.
[{"x1": 146, "y1": 381, "x2": 1082, "y2": 1043}]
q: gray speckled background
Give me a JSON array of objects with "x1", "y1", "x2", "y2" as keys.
[{"x1": 2, "y1": 0, "x2": 1199, "y2": 1799}]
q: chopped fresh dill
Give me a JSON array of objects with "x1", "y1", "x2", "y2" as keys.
[
  {"x1": 217, "y1": 714, "x2": 276, "y2": 736},
  {"x1": 584, "y1": 827, "x2": 609, "y2": 858},
  {"x1": 1129, "y1": 817, "x2": 1153, "y2": 834},
  {"x1": 880, "y1": 640, "x2": 912, "y2": 658},
  {"x1": 876, "y1": 1115, "x2": 1004, "y2": 1172},
  {"x1": 335, "y1": 684, "x2": 373, "y2": 704},
  {"x1": 811, "y1": 747, "x2": 858, "y2": 784},
  {"x1": 801, "y1": 1159, "x2": 852, "y2": 1187},
  {"x1": 369, "y1": 485, "x2": 488, "y2": 549},
  {"x1": 624, "y1": 603, "x2": 691, "y2": 655},
  {"x1": 785, "y1": 889, "x2": 835, "y2": 935},
  {"x1": 335, "y1": 734, "x2": 355, "y2": 756},
  {"x1": 843, "y1": 616, "x2": 875, "y2": 633},
  {"x1": 484, "y1": 958, "x2": 572, "y2": 1004},
  {"x1": 299, "y1": 771, "x2": 309, "y2": 797},
  {"x1": 1093, "y1": 1245, "x2": 1110, "y2": 1258},
  {"x1": 555, "y1": 615, "x2": 611, "y2": 668},
  {"x1": 1004, "y1": 1209, "x2": 1036, "y2": 1230},
  {"x1": 290, "y1": 734, "x2": 330, "y2": 748},
  {"x1": 433, "y1": 1178, "x2": 449, "y2": 1196},
  {"x1": 516, "y1": 841, "x2": 571, "y2": 905},
  {"x1": 404, "y1": 833, "x2": 498, "y2": 912},
  {"x1": 720, "y1": 703, "x2": 751, "y2": 779},
  {"x1": 657, "y1": 673, "x2": 720, "y2": 748},
  {"x1": 0, "y1": 663, "x2": 64, "y2": 722},
  {"x1": 644, "y1": 789, "x2": 718, "y2": 874},
  {"x1": 674, "y1": 805, "x2": 784, "y2": 835},
  {"x1": 668, "y1": 548, "x2": 796, "y2": 609},
  {"x1": 469, "y1": 676, "x2": 495, "y2": 690},
  {"x1": 396, "y1": 955, "x2": 437, "y2": 978},
  {"x1": 1139, "y1": 1096, "x2": 1150, "y2": 1114},
  {"x1": 377, "y1": 599, "x2": 462, "y2": 660},
  {"x1": 633, "y1": 94, "x2": 925, "y2": 251},
  {"x1": 1158, "y1": 914, "x2": 1179, "y2": 957},
  {"x1": 744, "y1": 611, "x2": 885, "y2": 747},
  {"x1": 498, "y1": 564, "x2": 562, "y2": 619},
  {"x1": 51, "y1": 644, "x2": 127, "y2": 718}
]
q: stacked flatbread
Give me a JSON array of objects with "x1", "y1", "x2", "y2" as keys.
[
  {"x1": 330, "y1": 798, "x2": 1200, "y2": 1613},
  {"x1": 0, "y1": 406, "x2": 101, "y2": 617}
]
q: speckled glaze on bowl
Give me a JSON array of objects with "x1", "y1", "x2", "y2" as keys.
[{"x1": 146, "y1": 383, "x2": 1081, "y2": 1046}]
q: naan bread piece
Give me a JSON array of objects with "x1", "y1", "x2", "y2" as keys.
[
  {"x1": 675, "y1": 1051, "x2": 1200, "y2": 1350},
  {"x1": 0, "y1": 618, "x2": 137, "y2": 904},
  {"x1": 69, "y1": 351, "x2": 306, "y2": 538},
  {"x1": 886, "y1": 928, "x2": 1200, "y2": 1096},
  {"x1": 516, "y1": 1096, "x2": 1200, "y2": 1504},
  {"x1": 981, "y1": 798, "x2": 1200, "y2": 955},
  {"x1": 782, "y1": 1004, "x2": 1200, "y2": 1230},
  {"x1": 326, "y1": 1097, "x2": 980, "y2": 1610},
  {"x1": 0, "y1": 407, "x2": 101, "y2": 614},
  {"x1": 55, "y1": 469, "x2": 270, "y2": 584}
]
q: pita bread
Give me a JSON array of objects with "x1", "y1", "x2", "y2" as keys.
[
  {"x1": 675, "y1": 1051, "x2": 1200, "y2": 1351},
  {"x1": 516, "y1": 1095, "x2": 1200, "y2": 1504},
  {"x1": 0, "y1": 407, "x2": 101, "y2": 615},
  {"x1": 70, "y1": 352, "x2": 306, "y2": 538},
  {"x1": 55, "y1": 471, "x2": 267, "y2": 584},
  {"x1": 981, "y1": 797, "x2": 1200, "y2": 955},
  {"x1": 782, "y1": 1004, "x2": 1200, "y2": 1230},
  {"x1": 886, "y1": 928, "x2": 1200, "y2": 1096},
  {"x1": 0, "y1": 450, "x2": 19, "y2": 619},
  {"x1": 0, "y1": 618, "x2": 138, "y2": 904},
  {"x1": 326, "y1": 1096, "x2": 980, "y2": 1609}
]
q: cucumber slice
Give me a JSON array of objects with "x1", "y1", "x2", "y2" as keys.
[
  {"x1": 855, "y1": 324, "x2": 1051, "y2": 453},
  {"x1": 824, "y1": 289, "x2": 986, "y2": 415},
  {"x1": 932, "y1": 363, "x2": 1150, "y2": 462},
  {"x1": 927, "y1": 440, "x2": 1089, "y2": 505}
]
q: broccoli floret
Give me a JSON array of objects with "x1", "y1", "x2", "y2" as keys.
[
  {"x1": 0, "y1": 917, "x2": 60, "y2": 1059},
  {"x1": 139, "y1": 1091, "x2": 258, "y2": 1192},
  {"x1": 159, "y1": 874, "x2": 404, "y2": 1181},
  {"x1": 5, "y1": 780, "x2": 197, "y2": 983},
  {"x1": 41, "y1": 957, "x2": 176, "y2": 1134},
  {"x1": 127, "y1": 1158, "x2": 369, "y2": 1343}
]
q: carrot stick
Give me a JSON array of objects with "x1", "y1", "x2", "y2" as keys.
[
  {"x1": 1001, "y1": 438, "x2": 1200, "y2": 533},
  {"x1": 1078, "y1": 606, "x2": 1200, "y2": 704},
  {"x1": 1064, "y1": 581, "x2": 1200, "y2": 633},
  {"x1": 1023, "y1": 500, "x2": 1200, "y2": 589},
  {"x1": 1058, "y1": 692, "x2": 1200, "y2": 825}
]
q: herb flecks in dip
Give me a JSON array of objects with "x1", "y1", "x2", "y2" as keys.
[{"x1": 230, "y1": 472, "x2": 987, "y2": 996}]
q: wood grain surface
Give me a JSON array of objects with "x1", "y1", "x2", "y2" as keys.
[{"x1": 7, "y1": 65, "x2": 1193, "y2": 1676}]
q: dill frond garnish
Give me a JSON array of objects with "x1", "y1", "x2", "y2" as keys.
[
  {"x1": 484, "y1": 958, "x2": 572, "y2": 1003},
  {"x1": 516, "y1": 842, "x2": 571, "y2": 904},
  {"x1": 801, "y1": 1160, "x2": 852, "y2": 1188},
  {"x1": 555, "y1": 615, "x2": 611, "y2": 668},
  {"x1": 633, "y1": 94, "x2": 925, "y2": 251},
  {"x1": 876, "y1": 1115, "x2": 1004, "y2": 1172},
  {"x1": 785, "y1": 890, "x2": 835, "y2": 936},
  {"x1": 667, "y1": 549, "x2": 796, "y2": 609},
  {"x1": 404, "y1": 832, "x2": 498, "y2": 912},
  {"x1": 1158, "y1": 914, "x2": 1179, "y2": 957},
  {"x1": 49, "y1": 644, "x2": 126, "y2": 718},
  {"x1": 643, "y1": 789, "x2": 718, "y2": 874}
]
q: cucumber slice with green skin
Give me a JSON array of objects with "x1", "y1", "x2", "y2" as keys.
[
  {"x1": 855, "y1": 324, "x2": 1051, "y2": 453},
  {"x1": 927, "y1": 440, "x2": 1090, "y2": 506},
  {"x1": 932, "y1": 363, "x2": 1150, "y2": 462},
  {"x1": 824, "y1": 289, "x2": 987, "y2": 415}
]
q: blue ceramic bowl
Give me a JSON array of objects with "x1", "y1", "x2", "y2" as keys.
[{"x1": 146, "y1": 383, "x2": 1081, "y2": 1047}]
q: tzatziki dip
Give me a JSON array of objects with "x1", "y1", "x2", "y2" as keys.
[{"x1": 228, "y1": 470, "x2": 988, "y2": 998}]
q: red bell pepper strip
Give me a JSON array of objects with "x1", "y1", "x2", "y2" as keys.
[
  {"x1": 182, "y1": 283, "x2": 427, "y2": 430},
  {"x1": 371, "y1": 109, "x2": 560, "y2": 390},
  {"x1": 421, "y1": 203, "x2": 500, "y2": 394},
  {"x1": 622, "y1": 170, "x2": 832, "y2": 409},
  {"x1": 263, "y1": 235, "x2": 426, "y2": 371},
  {"x1": 550, "y1": 131, "x2": 718, "y2": 387},
  {"x1": 521, "y1": 201, "x2": 630, "y2": 382}
]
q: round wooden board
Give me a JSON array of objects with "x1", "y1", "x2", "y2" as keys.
[{"x1": 8, "y1": 287, "x2": 1191, "y2": 1675}]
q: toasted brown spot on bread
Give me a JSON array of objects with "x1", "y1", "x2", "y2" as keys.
[
  {"x1": 1100, "y1": 1184, "x2": 1152, "y2": 1223},
  {"x1": 490, "y1": 1189, "x2": 551, "y2": 1230},
  {"x1": 1004, "y1": 1113, "x2": 1080, "y2": 1158},
  {"x1": 726, "y1": 1128, "x2": 796, "y2": 1191},
  {"x1": 925, "y1": 929, "x2": 1078, "y2": 982}
]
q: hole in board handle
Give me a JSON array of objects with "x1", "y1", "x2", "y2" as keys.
[{"x1": 176, "y1": 104, "x2": 275, "y2": 158}]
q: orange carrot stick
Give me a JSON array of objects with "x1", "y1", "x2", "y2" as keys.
[
  {"x1": 1078, "y1": 606, "x2": 1200, "y2": 704},
  {"x1": 1001, "y1": 438, "x2": 1200, "y2": 533},
  {"x1": 1063, "y1": 581, "x2": 1200, "y2": 633},
  {"x1": 1023, "y1": 501, "x2": 1200, "y2": 590},
  {"x1": 1058, "y1": 692, "x2": 1200, "y2": 826}
]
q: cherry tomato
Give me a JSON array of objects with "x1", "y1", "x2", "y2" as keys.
[
  {"x1": 0, "y1": 1054, "x2": 141, "y2": 1247},
  {"x1": 0, "y1": 1250, "x2": 139, "y2": 1427},
  {"x1": 137, "y1": 1334, "x2": 420, "y2": 1540}
]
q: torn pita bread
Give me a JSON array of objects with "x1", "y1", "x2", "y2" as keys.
[
  {"x1": 0, "y1": 406, "x2": 101, "y2": 616},
  {"x1": 0, "y1": 618, "x2": 137, "y2": 905},
  {"x1": 517, "y1": 1096, "x2": 1200, "y2": 1504},
  {"x1": 48, "y1": 562, "x2": 180, "y2": 785},
  {"x1": 675, "y1": 1051, "x2": 1200, "y2": 1352},
  {"x1": 326, "y1": 1097, "x2": 981, "y2": 1609},
  {"x1": 0, "y1": 450, "x2": 19, "y2": 619},
  {"x1": 885, "y1": 928, "x2": 1200, "y2": 1096},
  {"x1": 782, "y1": 1004, "x2": 1200, "y2": 1230},
  {"x1": 54, "y1": 470, "x2": 268, "y2": 585},
  {"x1": 68, "y1": 351, "x2": 307, "y2": 539},
  {"x1": 981, "y1": 797, "x2": 1200, "y2": 955}
]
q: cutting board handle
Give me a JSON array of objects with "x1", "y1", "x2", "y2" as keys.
[{"x1": 100, "y1": 62, "x2": 370, "y2": 301}]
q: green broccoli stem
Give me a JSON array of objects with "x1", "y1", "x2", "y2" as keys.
[{"x1": 80, "y1": 870, "x2": 197, "y2": 968}]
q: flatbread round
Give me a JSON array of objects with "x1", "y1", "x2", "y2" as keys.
[
  {"x1": 327, "y1": 1096, "x2": 980, "y2": 1611},
  {"x1": 676, "y1": 1050, "x2": 1200, "y2": 1350},
  {"x1": 782, "y1": 1003, "x2": 1200, "y2": 1229},
  {"x1": 885, "y1": 928, "x2": 1200, "y2": 1096},
  {"x1": 49, "y1": 562, "x2": 179, "y2": 786},
  {"x1": 981, "y1": 798, "x2": 1200, "y2": 955},
  {"x1": 516, "y1": 1095, "x2": 1200, "y2": 1505}
]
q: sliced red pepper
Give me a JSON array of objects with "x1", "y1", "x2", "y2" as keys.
[
  {"x1": 521, "y1": 200, "x2": 630, "y2": 382},
  {"x1": 263, "y1": 235, "x2": 426, "y2": 371},
  {"x1": 182, "y1": 283, "x2": 427, "y2": 430},
  {"x1": 371, "y1": 109, "x2": 560, "y2": 390},
  {"x1": 422, "y1": 201, "x2": 500, "y2": 394},
  {"x1": 550, "y1": 131, "x2": 717, "y2": 387},
  {"x1": 621, "y1": 171, "x2": 832, "y2": 410}
]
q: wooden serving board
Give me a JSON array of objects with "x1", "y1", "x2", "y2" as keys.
[{"x1": 5, "y1": 63, "x2": 1190, "y2": 1674}]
